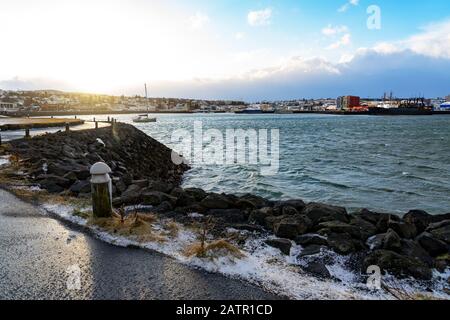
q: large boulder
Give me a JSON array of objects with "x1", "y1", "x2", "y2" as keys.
[
  {"x1": 387, "y1": 220, "x2": 417, "y2": 239},
  {"x1": 302, "y1": 262, "x2": 331, "y2": 279},
  {"x1": 399, "y1": 239, "x2": 434, "y2": 267},
  {"x1": 207, "y1": 209, "x2": 246, "y2": 223},
  {"x1": 295, "y1": 234, "x2": 328, "y2": 247},
  {"x1": 273, "y1": 215, "x2": 312, "y2": 239},
  {"x1": 236, "y1": 194, "x2": 271, "y2": 209},
  {"x1": 170, "y1": 188, "x2": 196, "y2": 207},
  {"x1": 302, "y1": 203, "x2": 349, "y2": 224},
  {"x1": 363, "y1": 250, "x2": 432, "y2": 280},
  {"x1": 248, "y1": 207, "x2": 273, "y2": 226},
  {"x1": 298, "y1": 245, "x2": 326, "y2": 257},
  {"x1": 69, "y1": 180, "x2": 91, "y2": 194},
  {"x1": 273, "y1": 200, "x2": 306, "y2": 215},
  {"x1": 428, "y1": 221, "x2": 450, "y2": 244},
  {"x1": 349, "y1": 216, "x2": 378, "y2": 240},
  {"x1": 403, "y1": 210, "x2": 432, "y2": 234},
  {"x1": 383, "y1": 229, "x2": 402, "y2": 251},
  {"x1": 326, "y1": 233, "x2": 359, "y2": 255},
  {"x1": 200, "y1": 193, "x2": 233, "y2": 209},
  {"x1": 265, "y1": 239, "x2": 292, "y2": 255},
  {"x1": 184, "y1": 188, "x2": 208, "y2": 202},
  {"x1": 142, "y1": 191, "x2": 177, "y2": 206},
  {"x1": 416, "y1": 232, "x2": 449, "y2": 257},
  {"x1": 316, "y1": 221, "x2": 363, "y2": 239}
]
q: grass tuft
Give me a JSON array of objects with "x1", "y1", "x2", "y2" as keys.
[{"x1": 184, "y1": 239, "x2": 245, "y2": 260}]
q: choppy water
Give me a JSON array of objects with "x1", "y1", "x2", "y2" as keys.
[{"x1": 76, "y1": 114, "x2": 450, "y2": 214}]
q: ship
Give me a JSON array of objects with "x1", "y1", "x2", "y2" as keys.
[
  {"x1": 235, "y1": 105, "x2": 264, "y2": 114},
  {"x1": 368, "y1": 98, "x2": 433, "y2": 116}
]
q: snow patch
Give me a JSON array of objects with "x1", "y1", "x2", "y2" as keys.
[{"x1": 0, "y1": 156, "x2": 10, "y2": 167}]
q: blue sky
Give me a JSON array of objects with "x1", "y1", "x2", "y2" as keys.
[{"x1": 1, "y1": 0, "x2": 450, "y2": 100}]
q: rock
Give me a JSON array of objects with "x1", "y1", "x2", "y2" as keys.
[
  {"x1": 366, "y1": 234, "x2": 385, "y2": 251},
  {"x1": 231, "y1": 224, "x2": 265, "y2": 233},
  {"x1": 148, "y1": 180, "x2": 173, "y2": 194},
  {"x1": 403, "y1": 210, "x2": 432, "y2": 234},
  {"x1": 274, "y1": 215, "x2": 311, "y2": 239},
  {"x1": 236, "y1": 194, "x2": 270, "y2": 209},
  {"x1": 387, "y1": 220, "x2": 417, "y2": 239},
  {"x1": 303, "y1": 262, "x2": 331, "y2": 279},
  {"x1": 174, "y1": 204, "x2": 206, "y2": 215},
  {"x1": 282, "y1": 206, "x2": 299, "y2": 216},
  {"x1": 399, "y1": 239, "x2": 434, "y2": 267},
  {"x1": 153, "y1": 201, "x2": 173, "y2": 213},
  {"x1": 171, "y1": 188, "x2": 196, "y2": 207},
  {"x1": 327, "y1": 233, "x2": 357, "y2": 255},
  {"x1": 121, "y1": 184, "x2": 143, "y2": 199},
  {"x1": 131, "y1": 179, "x2": 148, "y2": 188},
  {"x1": 363, "y1": 250, "x2": 432, "y2": 280},
  {"x1": 273, "y1": 200, "x2": 306, "y2": 214},
  {"x1": 295, "y1": 234, "x2": 328, "y2": 247},
  {"x1": 265, "y1": 239, "x2": 292, "y2": 255},
  {"x1": 317, "y1": 221, "x2": 363, "y2": 239},
  {"x1": 248, "y1": 207, "x2": 273, "y2": 226},
  {"x1": 428, "y1": 223, "x2": 450, "y2": 244},
  {"x1": 349, "y1": 216, "x2": 378, "y2": 240},
  {"x1": 184, "y1": 188, "x2": 207, "y2": 201},
  {"x1": 200, "y1": 193, "x2": 233, "y2": 209},
  {"x1": 39, "y1": 180, "x2": 65, "y2": 193},
  {"x1": 63, "y1": 171, "x2": 78, "y2": 183},
  {"x1": 113, "y1": 179, "x2": 127, "y2": 194},
  {"x1": 142, "y1": 191, "x2": 176, "y2": 206},
  {"x1": 383, "y1": 229, "x2": 402, "y2": 251},
  {"x1": 75, "y1": 169, "x2": 91, "y2": 181},
  {"x1": 416, "y1": 232, "x2": 449, "y2": 257},
  {"x1": 298, "y1": 245, "x2": 326, "y2": 257},
  {"x1": 427, "y1": 220, "x2": 450, "y2": 232},
  {"x1": 302, "y1": 203, "x2": 349, "y2": 224},
  {"x1": 207, "y1": 209, "x2": 246, "y2": 223},
  {"x1": 69, "y1": 180, "x2": 91, "y2": 194}
]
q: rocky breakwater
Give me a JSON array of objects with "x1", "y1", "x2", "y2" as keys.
[
  {"x1": 4, "y1": 123, "x2": 189, "y2": 196},
  {"x1": 2, "y1": 123, "x2": 449, "y2": 283}
]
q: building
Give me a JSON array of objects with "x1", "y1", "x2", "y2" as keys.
[
  {"x1": 446, "y1": 95, "x2": 450, "y2": 102},
  {"x1": 336, "y1": 96, "x2": 360, "y2": 110},
  {"x1": 0, "y1": 102, "x2": 20, "y2": 113}
]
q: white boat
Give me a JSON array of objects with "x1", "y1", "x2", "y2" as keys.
[
  {"x1": 133, "y1": 114, "x2": 156, "y2": 123},
  {"x1": 133, "y1": 83, "x2": 157, "y2": 123}
]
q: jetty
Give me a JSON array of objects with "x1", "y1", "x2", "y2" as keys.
[{"x1": 0, "y1": 118, "x2": 85, "y2": 131}]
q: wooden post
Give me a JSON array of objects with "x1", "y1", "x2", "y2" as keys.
[
  {"x1": 65, "y1": 123, "x2": 70, "y2": 132},
  {"x1": 107, "y1": 116, "x2": 110, "y2": 122},
  {"x1": 90, "y1": 162, "x2": 112, "y2": 218},
  {"x1": 95, "y1": 121, "x2": 98, "y2": 129},
  {"x1": 93, "y1": 117, "x2": 96, "y2": 122},
  {"x1": 0, "y1": 134, "x2": 2, "y2": 146},
  {"x1": 25, "y1": 127, "x2": 30, "y2": 139}
]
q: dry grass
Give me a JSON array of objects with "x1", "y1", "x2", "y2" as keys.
[
  {"x1": 184, "y1": 239, "x2": 245, "y2": 260},
  {"x1": 381, "y1": 282, "x2": 445, "y2": 301},
  {"x1": 89, "y1": 213, "x2": 166, "y2": 243},
  {"x1": 163, "y1": 221, "x2": 180, "y2": 238}
]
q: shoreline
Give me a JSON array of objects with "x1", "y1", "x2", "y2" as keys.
[{"x1": 0, "y1": 123, "x2": 449, "y2": 299}]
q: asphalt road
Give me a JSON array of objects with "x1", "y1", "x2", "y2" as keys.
[{"x1": 0, "y1": 189, "x2": 280, "y2": 300}]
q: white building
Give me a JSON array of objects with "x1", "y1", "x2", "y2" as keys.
[
  {"x1": 446, "y1": 95, "x2": 450, "y2": 102},
  {"x1": 0, "y1": 102, "x2": 20, "y2": 113}
]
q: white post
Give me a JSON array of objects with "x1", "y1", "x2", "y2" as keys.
[{"x1": 90, "y1": 162, "x2": 112, "y2": 218}]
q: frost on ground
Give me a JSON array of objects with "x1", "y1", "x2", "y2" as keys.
[
  {"x1": 0, "y1": 155, "x2": 10, "y2": 167},
  {"x1": 40, "y1": 199, "x2": 449, "y2": 300}
]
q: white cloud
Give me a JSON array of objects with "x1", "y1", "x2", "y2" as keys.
[
  {"x1": 322, "y1": 25, "x2": 349, "y2": 36},
  {"x1": 338, "y1": 0, "x2": 359, "y2": 13},
  {"x1": 248, "y1": 8, "x2": 272, "y2": 27},
  {"x1": 235, "y1": 32, "x2": 245, "y2": 40},
  {"x1": 327, "y1": 34, "x2": 351, "y2": 49},
  {"x1": 189, "y1": 12, "x2": 210, "y2": 29}
]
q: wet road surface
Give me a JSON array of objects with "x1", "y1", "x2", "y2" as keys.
[{"x1": 0, "y1": 189, "x2": 280, "y2": 300}]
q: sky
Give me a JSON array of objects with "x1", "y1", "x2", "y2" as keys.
[{"x1": 1, "y1": 0, "x2": 450, "y2": 101}]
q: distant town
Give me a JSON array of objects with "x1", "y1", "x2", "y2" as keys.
[{"x1": 0, "y1": 89, "x2": 450, "y2": 115}]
